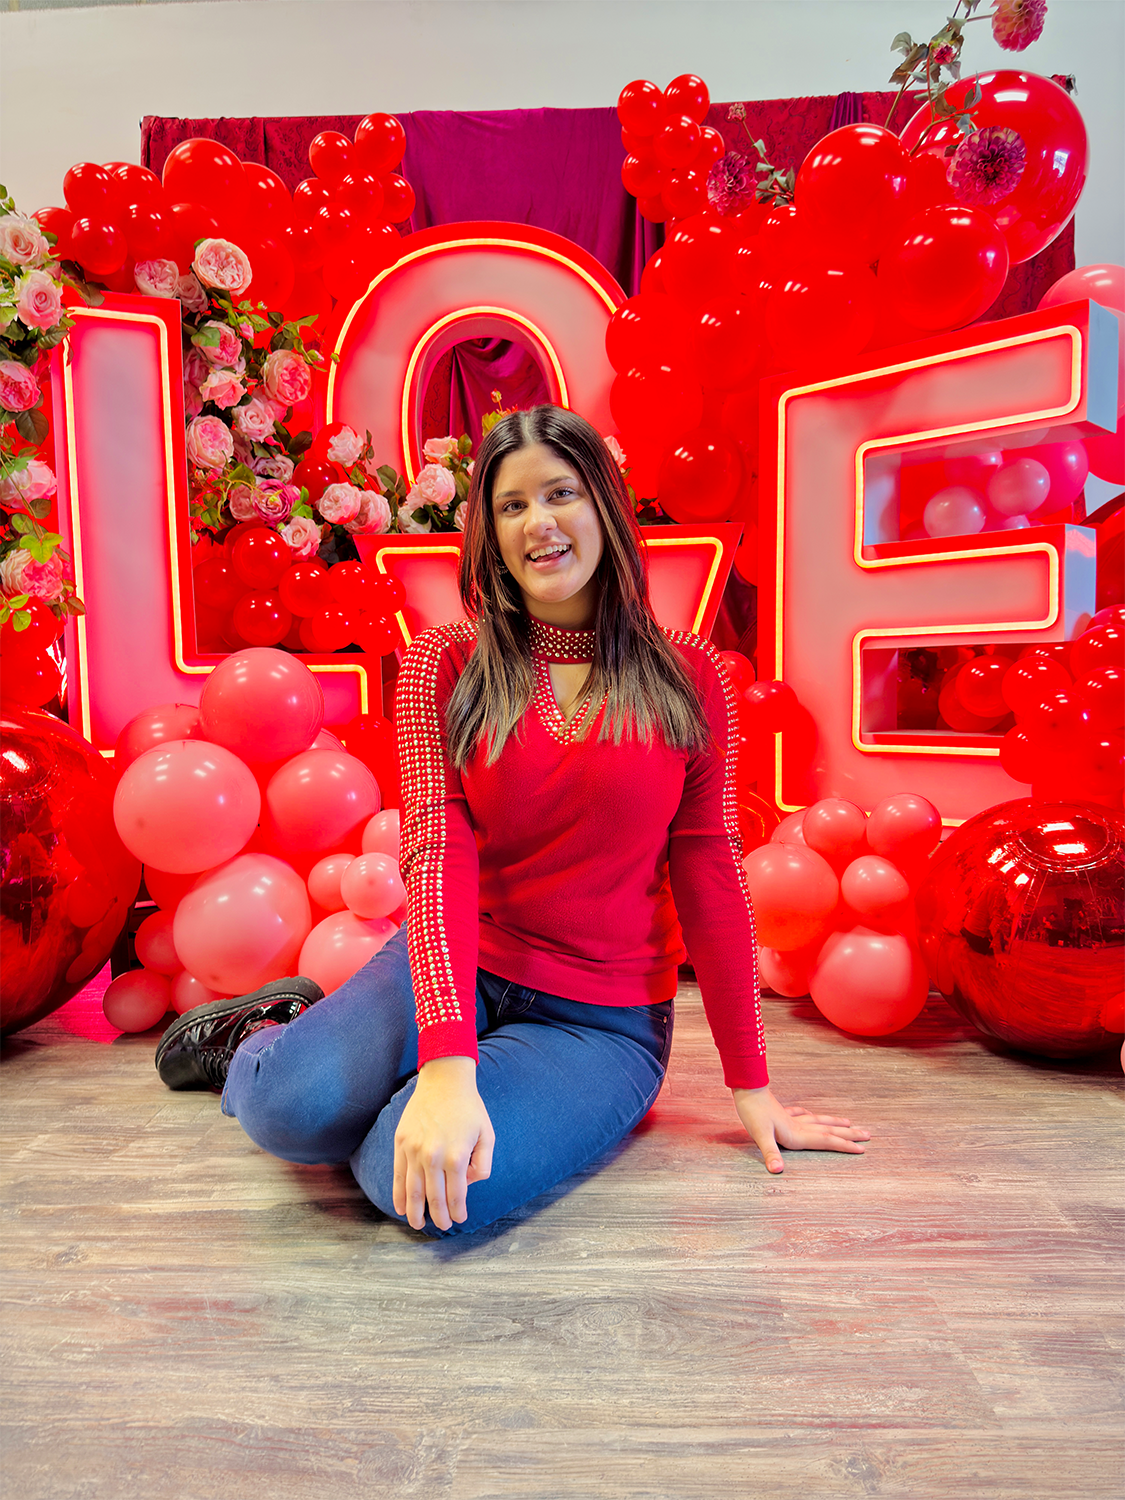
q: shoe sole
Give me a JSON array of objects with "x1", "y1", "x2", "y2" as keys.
[{"x1": 154, "y1": 975, "x2": 324, "y2": 1079}]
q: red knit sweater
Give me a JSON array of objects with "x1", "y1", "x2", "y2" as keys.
[{"x1": 396, "y1": 615, "x2": 767, "y2": 1090}]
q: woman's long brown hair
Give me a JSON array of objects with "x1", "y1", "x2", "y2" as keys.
[{"x1": 445, "y1": 405, "x2": 709, "y2": 768}]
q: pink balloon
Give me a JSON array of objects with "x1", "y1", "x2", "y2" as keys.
[
  {"x1": 134, "y1": 909, "x2": 180, "y2": 974},
  {"x1": 199, "y1": 648, "x2": 324, "y2": 764},
  {"x1": 264, "y1": 750, "x2": 379, "y2": 857},
  {"x1": 307, "y1": 852, "x2": 355, "y2": 913},
  {"x1": 810, "y1": 928, "x2": 929, "y2": 1036},
  {"x1": 113, "y1": 740, "x2": 260, "y2": 873},
  {"x1": 102, "y1": 968, "x2": 171, "y2": 1032},
  {"x1": 987, "y1": 457, "x2": 1051, "y2": 516},
  {"x1": 1028, "y1": 440, "x2": 1089, "y2": 510},
  {"x1": 143, "y1": 864, "x2": 205, "y2": 913},
  {"x1": 340, "y1": 852, "x2": 406, "y2": 919},
  {"x1": 840, "y1": 855, "x2": 911, "y2": 918},
  {"x1": 802, "y1": 798, "x2": 867, "y2": 865},
  {"x1": 758, "y1": 944, "x2": 816, "y2": 998},
  {"x1": 770, "y1": 809, "x2": 807, "y2": 845},
  {"x1": 923, "y1": 485, "x2": 986, "y2": 537},
  {"x1": 114, "y1": 703, "x2": 201, "y2": 771},
  {"x1": 170, "y1": 969, "x2": 225, "y2": 1015},
  {"x1": 298, "y1": 910, "x2": 397, "y2": 995},
  {"x1": 742, "y1": 843, "x2": 839, "y2": 951},
  {"x1": 361, "y1": 809, "x2": 401, "y2": 861},
  {"x1": 865, "y1": 793, "x2": 942, "y2": 869},
  {"x1": 312, "y1": 728, "x2": 345, "y2": 752},
  {"x1": 172, "y1": 853, "x2": 312, "y2": 995}
]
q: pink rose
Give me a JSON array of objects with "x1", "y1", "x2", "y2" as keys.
[
  {"x1": 345, "y1": 492, "x2": 393, "y2": 536},
  {"x1": 193, "y1": 238, "x2": 253, "y2": 296},
  {"x1": 252, "y1": 452, "x2": 295, "y2": 482},
  {"x1": 261, "y1": 348, "x2": 312, "y2": 408},
  {"x1": 232, "y1": 430, "x2": 254, "y2": 467},
  {"x1": 0, "y1": 360, "x2": 40, "y2": 414},
  {"x1": 604, "y1": 435, "x2": 626, "y2": 471},
  {"x1": 0, "y1": 458, "x2": 57, "y2": 510},
  {"x1": 422, "y1": 436, "x2": 458, "y2": 463},
  {"x1": 238, "y1": 321, "x2": 253, "y2": 339},
  {"x1": 16, "y1": 270, "x2": 64, "y2": 331},
  {"x1": 183, "y1": 381, "x2": 203, "y2": 418},
  {"x1": 280, "y1": 515, "x2": 323, "y2": 559},
  {"x1": 175, "y1": 274, "x2": 210, "y2": 315},
  {"x1": 233, "y1": 397, "x2": 278, "y2": 443},
  {"x1": 195, "y1": 320, "x2": 242, "y2": 368},
  {"x1": 0, "y1": 215, "x2": 50, "y2": 267},
  {"x1": 453, "y1": 502, "x2": 467, "y2": 533},
  {"x1": 183, "y1": 347, "x2": 210, "y2": 390},
  {"x1": 0, "y1": 547, "x2": 66, "y2": 603},
  {"x1": 412, "y1": 463, "x2": 457, "y2": 508},
  {"x1": 134, "y1": 259, "x2": 180, "y2": 298},
  {"x1": 199, "y1": 368, "x2": 246, "y2": 409},
  {"x1": 317, "y1": 481, "x2": 364, "y2": 524},
  {"x1": 185, "y1": 415, "x2": 235, "y2": 471},
  {"x1": 228, "y1": 483, "x2": 258, "y2": 521},
  {"x1": 326, "y1": 425, "x2": 363, "y2": 467},
  {"x1": 253, "y1": 479, "x2": 299, "y2": 526}
]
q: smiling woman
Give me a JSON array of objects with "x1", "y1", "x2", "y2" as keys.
[{"x1": 157, "y1": 404, "x2": 871, "y2": 1237}]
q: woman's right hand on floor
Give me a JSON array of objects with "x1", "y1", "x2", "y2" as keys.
[{"x1": 392, "y1": 1056, "x2": 495, "y2": 1231}]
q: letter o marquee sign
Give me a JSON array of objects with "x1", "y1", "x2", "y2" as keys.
[{"x1": 320, "y1": 222, "x2": 625, "y2": 477}]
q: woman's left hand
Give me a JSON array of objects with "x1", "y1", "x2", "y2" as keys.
[{"x1": 732, "y1": 1085, "x2": 871, "y2": 1173}]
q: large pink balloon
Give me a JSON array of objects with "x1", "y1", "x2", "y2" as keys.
[
  {"x1": 340, "y1": 852, "x2": 406, "y2": 919},
  {"x1": 987, "y1": 457, "x2": 1051, "y2": 517},
  {"x1": 199, "y1": 648, "x2": 324, "y2": 764},
  {"x1": 134, "y1": 909, "x2": 180, "y2": 974},
  {"x1": 770, "y1": 809, "x2": 807, "y2": 845},
  {"x1": 114, "y1": 703, "x2": 201, "y2": 771},
  {"x1": 299, "y1": 910, "x2": 397, "y2": 995},
  {"x1": 172, "y1": 853, "x2": 312, "y2": 995},
  {"x1": 170, "y1": 969, "x2": 225, "y2": 1015},
  {"x1": 102, "y1": 969, "x2": 171, "y2": 1033},
  {"x1": 865, "y1": 793, "x2": 942, "y2": 870},
  {"x1": 1039, "y1": 264, "x2": 1124, "y2": 415},
  {"x1": 742, "y1": 843, "x2": 839, "y2": 950},
  {"x1": 840, "y1": 855, "x2": 911, "y2": 918},
  {"x1": 114, "y1": 740, "x2": 260, "y2": 873},
  {"x1": 361, "y1": 809, "x2": 401, "y2": 861},
  {"x1": 264, "y1": 749, "x2": 379, "y2": 856},
  {"x1": 810, "y1": 928, "x2": 929, "y2": 1035}
]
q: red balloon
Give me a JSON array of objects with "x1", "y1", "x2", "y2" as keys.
[
  {"x1": 741, "y1": 679, "x2": 800, "y2": 733},
  {"x1": 1074, "y1": 666, "x2": 1125, "y2": 732},
  {"x1": 1072, "y1": 623, "x2": 1125, "y2": 679},
  {"x1": 811, "y1": 929, "x2": 928, "y2": 1036},
  {"x1": 336, "y1": 171, "x2": 384, "y2": 217},
  {"x1": 325, "y1": 561, "x2": 370, "y2": 614},
  {"x1": 621, "y1": 154, "x2": 664, "y2": 201},
  {"x1": 293, "y1": 456, "x2": 343, "y2": 502},
  {"x1": 230, "y1": 528, "x2": 291, "y2": 590},
  {"x1": 1027, "y1": 439, "x2": 1089, "y2": 509},
  {"x1": 693, "y1": 126, "x2": 725, "y2": 170},
  {"x1": 617, "y1": 80, "x2": 665, "y2": 137},
  {"x1": 661, "y1": 213, "x2": 740, "y2": 307},
  {"x1": 284, "y1": 218, "x2": 324, "y2": 271},
  {"x1": 636, "y1": 194, "x2": 669, "y2": 225},
  {"x1": 309, "y1": 131, "x2": 352, "y2": 184},
  {"x1": 279, "y1": 559, "x2": 334, "y2": 617},
  {"x1": 111, "y1": 162, "x2": 163, "y2": 212},
  {"x1": 354, "y1": 113, "x2": 406, "y2": 175},
  {"x1": 879, "y1": 205, "x2": 1009, "y2": 331},
  {"x1": 0, "y1": 650, "x2": 62, "y2": 708},
  {"x1": 612, "y1": 431, "x2": 664, "y2": 499},
  {"x1": 380, "y1": 175, "x2": 416, "y2": 223},
  {"x1": 718, "y1": 650, "x2": 756, "y2": 695},
  {"x1": 121, "y1": 203, "x2": 173, "y2": 261},
  {"x1": 695, "y1": 295, "x2": 760, "y2": 389},
  {"x1": 232, "y1": 590, "x2": 293, "y2": 647},
  {"x1": 63, "y1": 162, "x2": 113, "y2": 217},
  {"x1": 939, "y1": 662, "x2": 1006, "y2": 731},
  {"x1": 741, "y1": 842, "x2": 840, "y2": 950},
  {"x1": 795, "y1": 124, "x2": 910, "y2": 260},
  {"x1": 609, "y1": 366, "x2": 703, "y2": 443},
  {"x1": 956, "y1": 656, "x2": 1012, "y2": 719},
  {"x1": 663, "y1": 167, "x2": 708, "y2": 221},
  {"x1": 0, "y1": 599, "x2": 62, "y2": 658},
  {"x1": 338, "y1": 714, "x2": 399, "y2": 808},
  {"x1": 999, "y1": 724, "x2": 1037, "y2": 783},
  {"x1": 70, "y1": 218, "x2": 127, "y2": 276},
  {"x1": 367, "y1": 574, "x2": 406, "y2": 616},
  {"x1": 353, "y1": 614, "x2": 399, "y2": 658},
  {"x1": 242, "y1": 163, "x2": 292, "y2": 228},
  {"x1": 765, "y1": 258, "x2": 876, "y2": 366},
  {"x1": 1002, "y1": 653, "x2": 1071, "y2": 715},
  {"x1": 301, "y1": 607, "x2": 355, "y2": 653},
  {"x1": 311, "y1": 201, "x2": 354, "y2": 252},
  {"x1": 293, "y1": 177, "x2": 333, "y2": 219},
  {"x1": 162, "y1": 139, "x2": 245, "y2": 212},
  {"x1": 664, "y1": 74, "x2": 711, "y2": 126},
  {"x1": 33, "y1": 206, "x2": 75, "y2": 259},
  {"x1": 193, "y1": 556, "x2": 245, "y2": 613},
  {"x1": 640, "y1": 249, "x2": 665, "y2": 295},
  {"x1": 167, "y1": 201, "x2": 221, "y2": 270},
  {"x1": 657, "y1": 427, "x2": 742, "y2": 522},
  {"x1": 605, "y1": 293, "x2": 695, "y2": 374},
  {"x1": 244, "y1": 236, "x2": 295, "y2": 308},
  {"x1": 653, "y1": 114, "x2": 701, "y2": 170},
  {"x1": 900, "y1": 71, "x2": 1088, "y2": 265}
]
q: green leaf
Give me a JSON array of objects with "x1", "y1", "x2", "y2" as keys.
[
  {"x1": 192, "y1": 326, "x2": 222, "y2": 348},
  {"x1": 964, "y1": 79, "x2": 983, "y2": 108},
  {"x1": 289, "y1": 429, "x2": 313, "y2": 458},
  {"x1": 891, "y1": 31, "x2": 915, "y2": 54},
  {"x1": 26, "y1": 494, "x2": 51, "y2": 520},
  {"x1": 956, "y1": 114, "x2": 975, "y2": 136},
  {"x1": 9, "y1": 512, "x2": 32, "y2": 535},
  {"x1": 13, "y1": 407, "x2": 48, "y2": 445},
  {"x1": 12, "y1": 609, "x2": 31, "y2": 631}
]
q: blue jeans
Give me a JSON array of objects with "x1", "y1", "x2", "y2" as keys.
[{"x1": 221, "y1": 925, "x2": 673, "y2": 1237}]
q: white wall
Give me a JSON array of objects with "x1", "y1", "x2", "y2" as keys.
[{"x1": 2, "y1": 0, "x2": 1121, "y2": 267}]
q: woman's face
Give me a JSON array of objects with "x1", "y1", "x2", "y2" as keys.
[{"x1": 490, "y1": 442, "x2": 605, "y2": 627}]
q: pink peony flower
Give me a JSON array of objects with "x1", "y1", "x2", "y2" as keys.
[
  {"x1": 193, "y1": 238, "x2": 253, "y2": 296},
  {"x1": 233, "y1": 397, "x2": 278, "y2": 443},
  {"x1": 196, "y1": 319, "x2": 243, "y2": 368},
  {"x1": 604, "y1": 435, "x2": 627, "y2": 470},
  {"x1": 261, "y1": 348, "x2": 312, "y2": 408},
  {"x1": 422, "y1": 435, "x2": 458, "y2": 463},
  {"x1": 185, "y1": 415, "x2": 235, "y2": 471},
  {"x1": 228, "y1": 483, "x2": 258, "y2": 521},
  {"x1": 0, "y1": 360, "x2": 40, "y2": 413},
  {"x1": 411, "y1": 462, "x2": 457, "y2": 508},
  {"x1": 15, "y1": 270, "x2": 64, "y2": 331},
  {"x1": 280, "y1": 515, "x2": 323, "y2": 558},
  {"x1": 0, "y1": 215, "x2": 50, "y2": 266},
  {"x1": 134, "y1": 259, "x2": 179, "y2": 298},
  {"x1": 991, "y1": 0, "x2": 1047, "y2": 51},
  {"x1": 345, "y1": 491, "x2": 393, "y2": 535},
  {"x1": 0, "y1": 458, "x2": 57, "y2": 510},
  {"x1": 326, "y1": 425, "x2": 363, "y2": 467},
  {"x1": 253, "y1": 479, "x2": 299, "y2": 526},
  {"x1": 948, "y1": 127, "x2": 1027, "y2": 206},
  {"x1": 252, "y1": 452, "x2": 295, "y2": 482},
  {"x1": 317, "y1": 481, "x2": 365, "y2": 524},
  {"x1": 0, "y1": 546, "x2": 66, "y2": 603},
  {"x1": 175, "y1": 273, "x2": 210, "y2": 315},
  {"x1": 199, "y1": 368, "x2": 246, "y2": 410},
  {"x1": 707, "y1": 151, "x2": 756, "y2": 217}
]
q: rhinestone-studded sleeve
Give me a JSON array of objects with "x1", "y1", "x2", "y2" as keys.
[
  {"x1": 396, "y1": 623, "x2": 482, "y2": 1067},
  {"x1": 666, "y1": 632, "x2": 768, "y2": 1090}
]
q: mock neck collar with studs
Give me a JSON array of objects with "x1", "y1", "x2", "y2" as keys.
[{"x1": 526, "y1": 616, "x2": 596, "y2": 664}]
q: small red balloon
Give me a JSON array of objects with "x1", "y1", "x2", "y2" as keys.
[
  {"x1": 309, "y1": 131, "x2": 352, "y2": 184},
  {"x1": 663, "y1": 74, "x2": 711, "y2": 126},
  {"x1": 232, "y1": 590, "x2": 293, "y2": 647},
  {"x1": 617, "y1": 80, "x2": 665, "y2": 137},
  {"x1": 380, "y1": 174, "x2": 416, "y2": 223},
  {"x1": 230, "y1": 528, "x2": 290, "y2": 590},
  {"x1": 279, "y1": 560, "x2": 334, "y2": 617},
  {"x1": 63, "y1": 162, "x2": 114, "y2": 217},
  {"x1": 353, "y1": 113, "x2": 407, "y2": 175},
  {"x1": 70, "y1": 218, "x2": 127, "y2": 276}
]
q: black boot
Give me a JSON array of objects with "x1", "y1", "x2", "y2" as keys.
[{"x1": 155, "y1": 976, "x2": 323, "y2": 1091}]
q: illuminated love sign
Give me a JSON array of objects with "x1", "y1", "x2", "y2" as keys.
[{"x1": 757, "y1": 300, "x2": 1118, "y2": 823}]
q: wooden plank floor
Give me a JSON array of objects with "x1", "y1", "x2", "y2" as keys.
[{"x1": 2, "y1": 970, "x2": 1122, "y2": 1500}]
